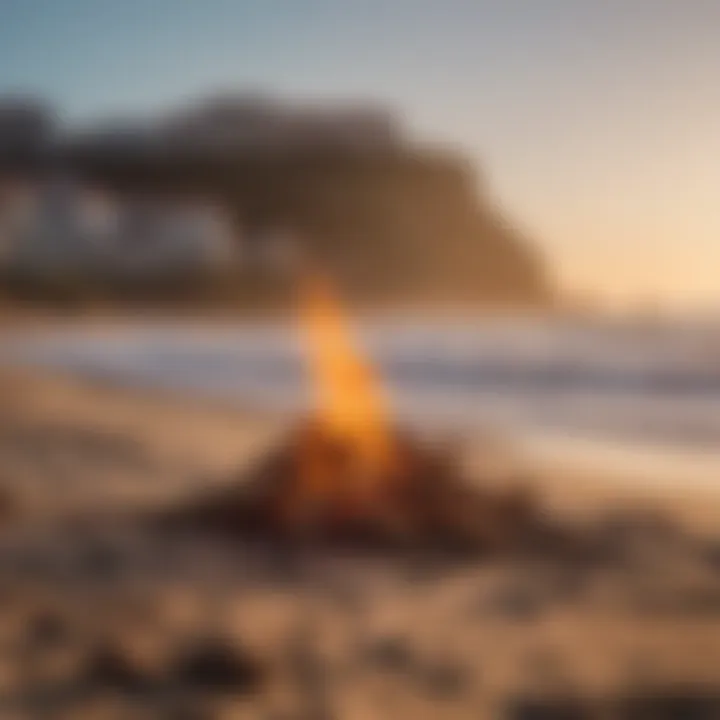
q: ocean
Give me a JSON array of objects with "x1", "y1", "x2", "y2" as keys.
[{"x1": 4, "y1": 316, "x2": 720, "y2": 488}]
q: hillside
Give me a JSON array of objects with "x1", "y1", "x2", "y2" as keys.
[
  {"x1": 73, "y1": 145, "x2": 550, "y2": 308},
  {"x1": 1, "y1": 95, "x2": 552, "y2": 309}
]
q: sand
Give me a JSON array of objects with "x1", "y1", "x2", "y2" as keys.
[{"x1": 0, "y1": 367, "x2": 718, "y2": 719}]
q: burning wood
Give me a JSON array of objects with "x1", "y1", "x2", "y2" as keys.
[
  {"x1": 163, "y1": 273, "x2": 544, "y2": 555},
  {"x1": 173, "y1": 421, "x2": 538, "y2": 553}
]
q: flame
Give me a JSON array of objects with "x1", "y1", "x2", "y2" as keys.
[{"x1": 297, "y1": 273, "x2": 394, "y2": 501}]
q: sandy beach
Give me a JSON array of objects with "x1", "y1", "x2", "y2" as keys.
[{"x1": 0, "y1": 367, "x2": 719, "y2": 718}]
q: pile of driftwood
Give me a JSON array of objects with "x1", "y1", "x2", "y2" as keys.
[{"x1": 160, "y1": 422, "x2": 548, "y2": 556}]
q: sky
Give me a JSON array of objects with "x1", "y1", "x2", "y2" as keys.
[{"x1": 1, "y1": 0, "x2": 719, "y2": 311}]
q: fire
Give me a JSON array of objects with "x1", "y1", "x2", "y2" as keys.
[
  {"x1": 295, "y1": 273, "x2": 396, "y2": 510},
  {"x1": 166, "y1": 272, "x2": 539, "y2": 552}
]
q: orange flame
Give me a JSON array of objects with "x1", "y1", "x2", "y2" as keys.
[{"x1": 298, "y1": 274, "x2": 394, "y2": 489}]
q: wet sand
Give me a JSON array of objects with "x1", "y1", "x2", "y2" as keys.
[{"x1": 0, "y1": 367, "x2": 719, "y2": 718}]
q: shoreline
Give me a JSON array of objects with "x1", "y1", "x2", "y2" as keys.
[{"x1": 1, "y1": 364, "x2": 717, "y2": 532}]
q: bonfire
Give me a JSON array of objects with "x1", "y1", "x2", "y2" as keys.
[{"x1": 166, "y1": 274, "x2": 541, "y2": 554}]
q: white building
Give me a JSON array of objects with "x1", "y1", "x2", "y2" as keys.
[
  {"x1": 0, "y1": 176, "x2": 90, "y2": 273},
  {"x1": 110, "y1": 198, "x2": 239, "y2": 278},
  {"x1": 0, "y1": 177, "x2": 239, "y2": 279}
]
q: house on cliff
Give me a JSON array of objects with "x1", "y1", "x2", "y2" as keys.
[{"x1": 0, "y1": 175, "x2": 239, "y2": 280}]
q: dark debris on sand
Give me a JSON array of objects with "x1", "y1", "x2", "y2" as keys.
[
  {"x1": 1, "y1": 631, "x2": 268, "y2": 717},
  {"x1": 508, "y1": 686, "x2": 720, "y2": 720},
  {"x1": 170, "y1": 636, "x2": 266, "y2": 695}
]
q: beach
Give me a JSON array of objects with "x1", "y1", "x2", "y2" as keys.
[{"x1": 0, "y1": 366, "x2": 718, "y2": 718}]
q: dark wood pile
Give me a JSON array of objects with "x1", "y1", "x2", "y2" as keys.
[{"x1": 160, "y1": 422, "x2": 548, "y2": 556}]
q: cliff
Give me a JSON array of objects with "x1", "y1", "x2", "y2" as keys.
[
  {"x1": 0, "y1": 95, "x2": 551, "y2": 309},
  {"x1": 72, "y1": 144, "x2": 550, "y2": 308}
]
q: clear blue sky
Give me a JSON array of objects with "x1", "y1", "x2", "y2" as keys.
[{"x1": 2, "y1": 0, "x2": 719, "y2": 309}]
